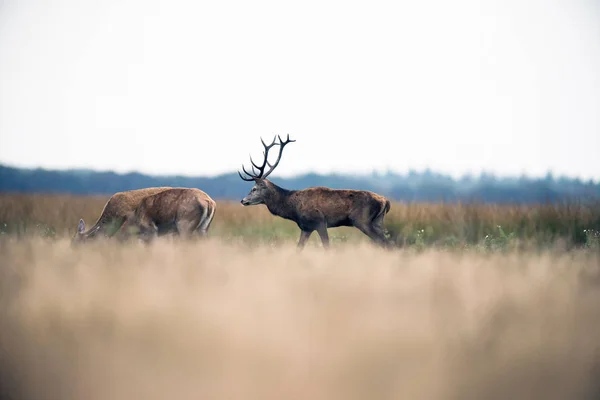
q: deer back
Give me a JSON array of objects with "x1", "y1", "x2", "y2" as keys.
[
  {"x1": 132, "y1": 188, "x2": 213, "y2": 224},
  {"x1": 291, "y1": 187, "x2": 388, "y2": 226},
  {"x1": 99, "y1": 187, "x2": 173, "y2": 223}
]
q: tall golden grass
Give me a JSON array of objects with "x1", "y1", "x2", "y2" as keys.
[
  {"x1": 1, "y1": 238, "x2": 600, "y2": 400},
  {"x1": 1, "y1": 193, "x2": 599, "y2": 247}
]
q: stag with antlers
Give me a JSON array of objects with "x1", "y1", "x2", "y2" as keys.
[{"x1": 239, "y1": 135, "x2": 393, "y2": 249}]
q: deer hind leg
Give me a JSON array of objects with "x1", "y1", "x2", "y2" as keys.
[
  {"x1": 372, "y1": 213, "x2": 393, "y2": 248},
  {"x1": 372, "y1": 225, "x2": 394, "y2": 249},
  {"x1": 197, "y1": 204, "x2": 215, "y2": 238},
  {"x1": 356, "y1": 224, "x2": 386, "y2": 246},
  {"x1": 363, "y1": 202, "x2": 394, "y2": 248},
  {"x1": 176, "y1": 219, "x2": 198, "y2": 240},
  {"x1": 354, "y1": 218, "x2": 391, "y2": 248}
]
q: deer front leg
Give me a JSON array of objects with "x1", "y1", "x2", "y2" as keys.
[{"x1": 297, "y1": 230, "x2": 312, "y2": 250}]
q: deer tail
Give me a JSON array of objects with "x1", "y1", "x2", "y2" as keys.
[{"x1": 375, "y1": 199, "x2": 391, "y2": 220}]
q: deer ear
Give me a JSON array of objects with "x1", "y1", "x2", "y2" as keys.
[{"x1": 77, "y1": 219, "x2": 85, "y2": 233}]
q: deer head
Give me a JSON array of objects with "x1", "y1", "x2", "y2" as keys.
[{"x1": 239, "y1": 134, "x2": 295, "y2": 206}]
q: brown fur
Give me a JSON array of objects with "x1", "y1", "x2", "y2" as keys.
[
  {"x1": 239, "y1": 135, "x2": 393, "y2": 249},
  {"x1": 72, "y1": 187, "x2": 173, "y2": 242},
  {"x1": 118, "y1": 188, "x2": 217, "y2": 242},
  {"x1": 242, "y1": 180, "x2": 392, "y2": 249}
]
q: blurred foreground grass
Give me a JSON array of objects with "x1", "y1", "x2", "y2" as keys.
[
  {"x1": 1, "y1": 193, "x2": 599, "y2": 250},
  {"x1": 2, "y1": 192, "x2": 600, "y2": 398},
  {"x1": 1, "y1": 238, "x2": 600, "y2": 400}
]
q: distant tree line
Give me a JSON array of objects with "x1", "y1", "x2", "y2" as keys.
[{"x1": 1, "y1": 164, "x2": 598, "y2": 204}]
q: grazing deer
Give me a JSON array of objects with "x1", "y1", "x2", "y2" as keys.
[
  {"x1": 72, "y1": 187, "x2": 173, "y2": 243},
  {"x1": 117, "y1": 188, "x2": 217, "y2": 242},
  {"x1": 238, "y1": 135, "x2": 393, "y2": 249}
]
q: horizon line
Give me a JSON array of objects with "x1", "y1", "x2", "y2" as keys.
[{"x1": 2, "y1": 162, "x2": 599, "y2": 184}]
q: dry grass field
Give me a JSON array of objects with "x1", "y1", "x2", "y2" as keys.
[
  {"x1": 1, "y1": 193, "x2": 599, "y2": 248},
  {"x1": 1, "y1": 193, "x2": 600, "y2": 399}
]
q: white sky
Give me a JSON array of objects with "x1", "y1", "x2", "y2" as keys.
[{"x1": 0, "y1": 0, "x2": 599, "y2": 180}]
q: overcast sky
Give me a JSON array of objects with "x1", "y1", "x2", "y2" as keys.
[{"x1": 1, "y1": 0, "x2": 599, "y2": 180}]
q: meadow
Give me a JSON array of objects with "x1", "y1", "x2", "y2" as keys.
[
  {"x1": 1, "y1": 193, "x2": 599, "y2": 249},
  {"x1": 1, "y1": 193, "x2": 600, "y2": 399}
]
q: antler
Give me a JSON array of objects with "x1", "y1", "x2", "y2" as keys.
[
  {"x1": 262, "y1": 134, "x2": 295, "y2": 179},
  {"x1": 238, "y1": 134, "x2": 296, "y2": 181}
]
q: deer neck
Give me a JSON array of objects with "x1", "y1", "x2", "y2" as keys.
[{"x1": 264, "y1": 182, "x2": 295, "y2": 219}]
